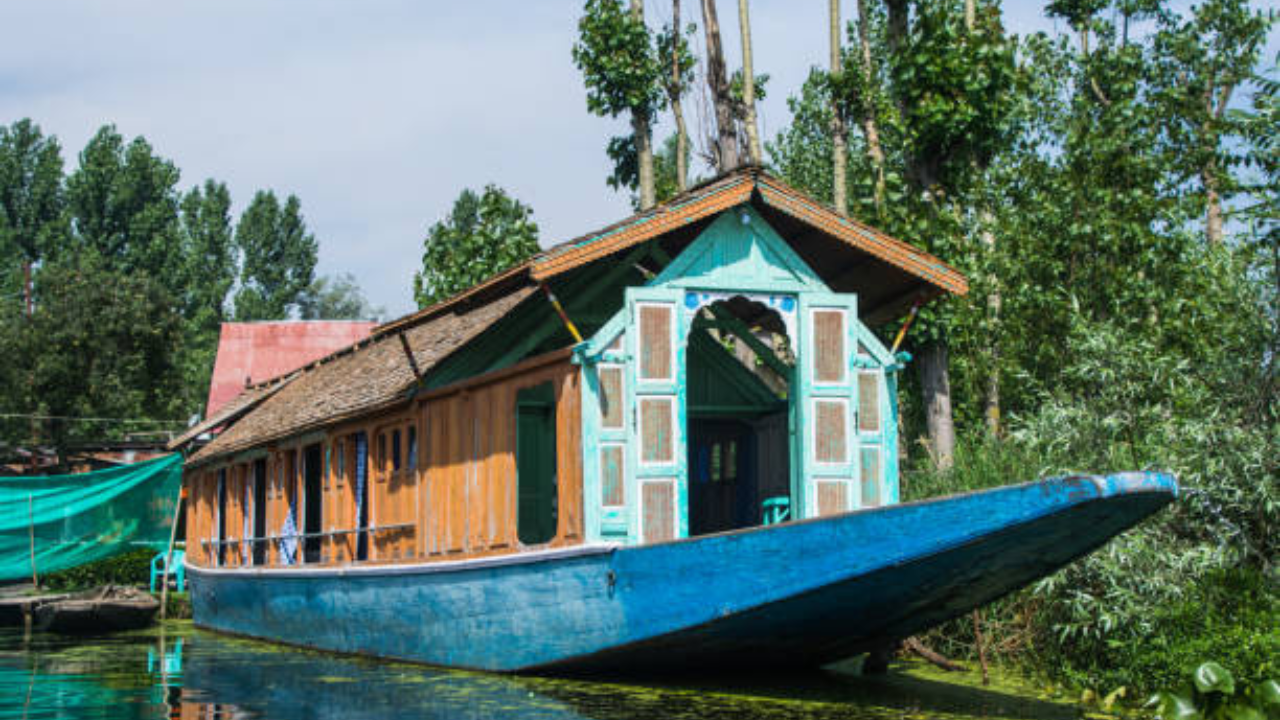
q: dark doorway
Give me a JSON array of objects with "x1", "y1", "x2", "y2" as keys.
[
  {"x1": 685, "y1": 297, "x2": 793, "y2": 535},
  {"x1": 216, "y1": 469, "x2": 227, "y2": 566},
  {"x1": 303, "y1": 444, "x2": 323, "y2": 564},
  {"x1": 516, "y1": 383, "x2": 558, "y2": 546},
  {"x1": 252, "y1": 458, "x2": 267, "y2": 565},
  {"x1": 688, "y1": 420, "x2": 755, "y2": 535}
]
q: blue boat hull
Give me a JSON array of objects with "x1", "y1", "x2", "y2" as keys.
[{"x1": 187, "y1": 472, "x2": 1176, "y2": 673}]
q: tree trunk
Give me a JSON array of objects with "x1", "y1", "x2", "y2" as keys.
[
  {"x1": 886, "y1": 0, "x2": 908, "y2": 56},
  {"x1": 631, "y1": 0, "x2": 656, "y2": 209},
  {"x1": 830, "y1": 0, "x2": 848, "y2": 215},
  {"x1": 982, "y1": 212, "x2": 1001, "y2": 436},
  {"x1": 917, "y1": 339, "x2": 956, "y2": 470},
  {"x1": 965, "y1": 0, "x2": 975, "y2": 31},
  {"x1": 701, "y1": 0, "x2": 740, "y2": 172},
  {"x1": 23, "y1": 260, "x2": 32, "y2": 318},
  {"x1": 1203, "y1": 160, "x2": 1223, "y2": 245},
  {"x1": 737, "y1": 0, "x2": 763, "y2": 165},
  {"x1": 672, "y1": 0, "x2": 689, "y2": 193},
  {"x1": 856, "y1": 0, "x2": 886, "y2": 215},
  {"x1": 634, "y1": 113, "x2": 656, "y2": 209}
]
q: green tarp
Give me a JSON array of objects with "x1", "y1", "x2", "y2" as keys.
[{"x1": 0, "y1": 454, "x2": 182, "y2": 582}]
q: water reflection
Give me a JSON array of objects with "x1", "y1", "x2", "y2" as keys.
[{"x1": 0, "y1": 623, "x2": 1081, "y2": 720}]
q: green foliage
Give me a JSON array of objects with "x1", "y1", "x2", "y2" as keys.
[
  {"x1": 1148, "y1": 661, "x2": 1280, "y2": 720},
  {"x1": 65, "y1": 126, "x2": 184, "y2": 297},
  {"x1": 177, "y1": 179, "x2": 235, "y2": 413},
  {"x1": 1, "y1": 118, "x2": 349, "y2": 457},
  {"x1": 233, "y1": 191, "x2": 318, "y2": 321},
  {"x1": 412, "y1": 185, "x2": 540, "y2": 308},
  {"x1": 42, "y1": 547, "x2": 154, "y2": 591},
  {"x1": 299, "y1": 273, "x2": 384, "y2": 321},
  {"x1": 572, "y1": 0, "x2": 663, "y2": 121},
  {"x1": 890, "y1": 0, "x2": 1017, "y2": 187},
  {"x1": 26, "y1": 252, "x2": 188, "y2": 448},
  {"x1": 0, "y1": 119, "x2": 65, "y2": 274},
  {"x1": 654, "y1": 21, "x2": 697, "y2": 101},
  {"x1": 607, "y1": 133, "x2": 693, "y2": 209}
]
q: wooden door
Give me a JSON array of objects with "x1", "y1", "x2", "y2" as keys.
[
  {"x1": 626, "y1": 287, "x2": 685, "y2": 544},
  {"x1": 798, "y1": 293, "x2": 859, "y2": 518}
]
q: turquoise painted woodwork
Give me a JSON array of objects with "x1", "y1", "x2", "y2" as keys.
[
  {"x1": 188, "y1": 472, "x2": 1177, "y2": 672},
  {"x1": 650, "y1": 206, "x2": 827, "y2": 294},
  {"x1": 797, "y1": 292, "x2": 859, "y2": 517},
  {"x1": 626, "y1": 286, "x2": 686, "y2": 542},
  {"x1": 579, "y1": 204, "x2": 910, "y2": 541},
  {"x1": 685, "y1": 327, "x2": 781, "y2": 416}
]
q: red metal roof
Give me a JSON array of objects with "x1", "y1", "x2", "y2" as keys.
[{"x1": 205, "y1": 321, "x2": 376, "y2": 417}]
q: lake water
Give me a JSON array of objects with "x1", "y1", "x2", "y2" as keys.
[{"x1": 0, "y1": 622, "x2": 1083, "y2": 720}]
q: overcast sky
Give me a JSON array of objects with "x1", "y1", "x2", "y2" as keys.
[{"x1": 1, "y1": 1, "x2": 1273, "y2": 318}]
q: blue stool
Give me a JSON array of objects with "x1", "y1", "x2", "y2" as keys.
[
  {"x1": 150, "y1": 549, "x2": 186, "y2": 593},
  {"x1": 762, "y1": 496, "x2": 790, "y2": 526}
]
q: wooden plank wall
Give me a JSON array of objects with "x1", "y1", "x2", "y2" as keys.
[
  {"x1": 420, "y1": 357, "x2": 583, "y2": 560},
  {"x1": 183, "y1": 351, "x2": 583, "y2": 569}
]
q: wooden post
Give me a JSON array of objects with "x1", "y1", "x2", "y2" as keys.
[
  {"x1": 28, "y1": 493, "x2": 38, "y2": 589},
  {"x1": 159, "y1": 485, "x2": 184, "y2": 621}
]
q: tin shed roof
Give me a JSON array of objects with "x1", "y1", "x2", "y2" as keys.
[{"x1": 205, "y1": 321, "x2": 377, "y2": 417}]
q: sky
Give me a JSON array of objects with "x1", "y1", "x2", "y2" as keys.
[{"x1": 1, "y1": 1, "x2": 1273, "y2": 319}]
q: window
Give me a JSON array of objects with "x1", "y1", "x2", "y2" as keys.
[
  {"x1": 252, "y1": 459, "x2": 267, "y2": 565},
  {"x1": 516, "y1": 383, "x2": 558, "y2": 546},
  {"x1": 407, "y1": 426, "x2": 418, "y2": 470},
  {"x1": 392, "y1": 429, "x2": 402, "y2": 472},
  {"x1": 303, "y1": 444, "x2": 323, "y2": 564},
  {"x1": 216, "y1": 468, "x2": 227, "y2": 567},
  {"x1": 376, "y1": 434, "x2": 387, "y2": 474}
]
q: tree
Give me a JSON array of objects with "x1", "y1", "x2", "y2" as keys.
[
  {"x1": 1151, "y1": 0, "x2": 1272, "y2": 245},
  {"x1": 233, "y1": 191, "x2": 318, "y2": 321},
  {"x1": 829, "y1": 0, "x2": 848, "y2": 215},
  {"x1": 26, "y1": 252, "x2": 187, "y2": 452},
  {"x1": 412, "y1": 185, "x2": 540, "y2": 308},
  {"x1": 178, "y1": 179, "x2": 236, "y2": 412},
  {"x1": 656, "y1": 3, "x2": 697, "y2": 194},
  {"x1": 65, "y1": 126, "x2": 183, "y2": 297},
  {"x1": 573, "y1": 0, "x2": 664, "y2": 209},
  {"x1": 701, "y1": 0, "x2": 742, "y2": 171},
  {"x1": 0, "y1": 119, "x2": 65, "y2": 316},
  {"x1": 737, "y1": 0, "x2": 763, "y2": 164},
  {"x1": 299, "y1": 273, "x2": 384, "y2": 321}
]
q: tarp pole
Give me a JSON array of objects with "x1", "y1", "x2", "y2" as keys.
[
  {"x1": 27, "y1": 493, "x2": 38, "y2": 588},
  {"x1": 159, "y1": 484, "x2": 184, "y2": 621}
]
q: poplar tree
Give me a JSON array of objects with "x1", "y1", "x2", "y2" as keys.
[
  {"x1": 233, "y1": 191, "x2": 318, "y2": 321},
  {"x1": 736, "y1": 0, "x2": 763, "y2": 165},
  {"x1": 412, "y1": 185, "x2": 540, "y2": 308},
  {"x1": 0, "y1": 119, "x2": 65, "y2": 316},
  {"x1": 65, "y1": 125, "x2": 184, "y2": 297},
  {"x1": 701, "y1": 0, "x2": 741, "y2": 171},
  {"x1": 573, "y1": 0, "x2": 664, "y2": 209}
]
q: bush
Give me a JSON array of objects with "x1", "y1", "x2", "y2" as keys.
[
  {"x1": 905, "y1": 298, "x2": 1277, "y2": 698},
  {"x1": 41, "y1": 548, "x2": 156, "y2": 592}
]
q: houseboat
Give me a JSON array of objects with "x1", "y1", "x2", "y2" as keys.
[{"x1": 175, "y1": 169, "x2": 1176, "y2": 673}]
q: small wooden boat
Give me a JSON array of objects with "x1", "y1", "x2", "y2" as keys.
[
  {"x1": 0, "y1": 591, "x2": 69, "y2": 627},
  {"x1": 34, "y1": 585, "x2": 160, "y2": 634}
]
